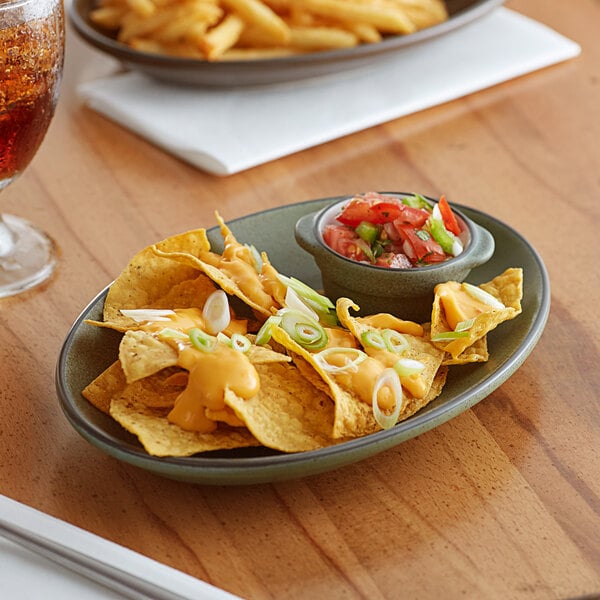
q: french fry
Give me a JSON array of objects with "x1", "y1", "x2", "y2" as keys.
[
  {"x1": 200, "y1": 13, "x2": 245, "y2": 59},
  {"x1": 90, "y1": 0, "x2": 449, "y2": 61},
  {"x1": 222, "y1": 0, "x2": 290, "y2": 43},
  {"x1": 289, "y1": 26, "x2": 358, "y2": 50}
]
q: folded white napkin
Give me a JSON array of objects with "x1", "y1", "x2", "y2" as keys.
[{"x1": 78, "y1": 8, "x2": 579, "y2": 176}]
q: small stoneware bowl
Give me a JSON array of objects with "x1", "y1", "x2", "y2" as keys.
[{"x1": 295, "y1": 193, "x2": 495, "y2": 322}]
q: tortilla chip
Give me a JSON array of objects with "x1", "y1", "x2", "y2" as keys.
[
  {"x1": 271, "y1": 325, "x2": 445, "y2": 439},
  {"x1": 431, "y1": 268, "x2": 523, "y2": 359},
  {"x1": 110, "y1": 397, "x2": 260, "y2": 457},
  {"x1": 119, "y1": 329, "x2": 179, "y2": 383},
  {"x1": 336, "y1": 297, "x2": 445, "y2": 400},
  {"x1": 82, "y1": 361, "x2": 126, "y2": 415},
  {"x1": 224, "y1": 362, "x2": 337, "y2": 452},
  {"x1": 442, "y1": 336, "x2": 489, "y2": 365}
]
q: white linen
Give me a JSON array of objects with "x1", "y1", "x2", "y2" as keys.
[{"x1": 78, "y1": 8, "x2": 580, "y2": 176}]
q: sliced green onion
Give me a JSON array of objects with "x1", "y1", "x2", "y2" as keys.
[
  {"x1": 430, "y1": 331, "x2": 471, "y2": 342},
  {"x1": 120, "y1": 308, "x2": 175, "y2": 323},
  {"x1": 462, "y1": 282, "x2": 505, "y2": 309},
  {"x1": 157, "y1": 327, "x2": 189, "y2": 340},
  {"x1": 255, "y1": 315, "x2": 281, "y2": 346},
  {"x1": 202, "y1": 290, "x2": 231, "y2": 334},
  {"x1": 394, "y1": 358, "x2": 425, "y2": 377},
  {"x1": 217, "y1": 332, "x2": 231, "y2": 344},
  {"x1": 455, "y1": 318, "x2": 475, "y2": 332},
  {"x1": 382, "y1": 329, "x2": 409, "y2": 354},
  {"x1": 279, "y1": 309, "x2": 328, "y2": 350},
  {"x1": 189, "y1": 328, "x2": 217, "y2": 352},
  {"x1": 245, "y1": 244, "x2": 263, "y2": 273},
  {"x1": 372, "y1": 368, "x2": 404, "y2": 430},
  {"x1": 230, "y1": 333, "x2": 251, "y2": 353},
  {"x1": 314, "y1": 347, "x2": 367, "y2": 374},
  {"x1": 361, "y1": 330, "x2": 386, "y2": 350},
  {"x1": 277, "y1": 274, "x2": 334, "y2": 312},
  {"x1": 285, "y1": 285, "x2": 319, "y2": 321}
]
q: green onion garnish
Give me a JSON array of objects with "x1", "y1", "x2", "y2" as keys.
[
  {"x1": 189, "y1": 328, "x2": 217, "y2": 352},
  {"x1": 361, "y1": 330, "x2": 386, "y2": 350},
  {"x1": 279, "y1": 309, "x2": 328, "y2": 350},
  {"x1": 382, "y1": 329, "x2": 409, "y2": 354},
  {"x1": 430, "y1": 331, "x2": 470, "y2": 341},
  {"x1": 394, "y1": 358, "x2": 425, "y2": 377},
  {"x1": 455, "y1": 318, "x2": 475, "y2": 332},
  {"x1": 372, "y1": 368, "x2": 404, "y2": 430},
  {"x1": 314, "y1": 347, "x2": 367, "y2": 374},
  {"x1": 462, "y1": 282, "x2": 505, "y2": 309},
  {"x1": 255, "y1": 315, "x2": 281, "y2": 346}
]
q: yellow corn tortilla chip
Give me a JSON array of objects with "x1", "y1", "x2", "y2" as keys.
[
  {"x1": 224, "y1": 362, "x2": 338, "y2": 452},
  {"x1": 119, "y1": 329, "x2": 179, "y2": 383},
  {"x1": 101, "y1": 231, "x2": 213, "y2": 327},
  {"x1": 82, "y1": 361, "x2": 126, "y2": 415},
  {"x1": 442, "y1": 336, "x2": 489, "y2": 365},
  {"x1": 110, "y1": 397, "x2": 260, "y2": 457},
  {"x1": 431, "y1": 268, "x2": 523, "y2": 359},
  {"x1": 336, "y1": 297, "x2": 445, "y2": 400},
  {"x1": 152, "y1": 214, "x2": 282, "y2": 319},
  {"x1": 271, "y1": 325, "x2": 446, "y2": 439}
]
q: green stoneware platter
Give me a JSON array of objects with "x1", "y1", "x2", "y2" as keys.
[{"x1": 56, "y1": 198, "x2": 550, "y2": 485}]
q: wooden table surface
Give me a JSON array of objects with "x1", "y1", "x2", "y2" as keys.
[{"x1": 1, "y1": 0, "x2": 599, "y2": 598}]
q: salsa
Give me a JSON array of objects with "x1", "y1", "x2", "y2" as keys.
[{"x1": 322, "y1": 192, "x2": 467, "y2": 269}]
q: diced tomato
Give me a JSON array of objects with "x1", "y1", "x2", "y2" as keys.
[
  {"x1": 393, "y1": 205, "x2": 430, "y2": 228},
  {"x1": 437, "y1": 195, "x2": 461, "y2": 236},
  {"x1": 336, "y1": 198, "x2": 404, "y2": 227},
  {"x1": 322, "y1": 225, "x2": 368, "y2": 261},
  {"x1": 394, "y1": 224, "x2": 446, "y2": 264}
]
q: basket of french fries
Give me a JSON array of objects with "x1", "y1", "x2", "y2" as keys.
[{"x1": 70, "y1": 0, "x2": 502, "y2": 85}]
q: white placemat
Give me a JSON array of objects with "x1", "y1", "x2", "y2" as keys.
[
  {"x1": 0, "y1": 494, "x2": 244, "y2": 600},
  {"x1": 78, "y1": 8, "x2": 580, "y2": 176}
]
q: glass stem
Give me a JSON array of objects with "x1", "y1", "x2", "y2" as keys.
[{"x1": 0, "y1": 213, "x2": 17, "y2": 257}]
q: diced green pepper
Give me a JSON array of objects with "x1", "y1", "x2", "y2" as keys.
[
  {"x1": 402, "y1": 194, "x2": 431, "y2": 210},
  {"x1": 355, "y1": 220, "x2": 381, "y2": 244},
  {"x1": 429, "y1": 218, "x2": 455, "y2": 254}
]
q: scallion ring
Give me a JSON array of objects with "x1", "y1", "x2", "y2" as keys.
[
  {"x1": 230, "y1": 333, "x2": 251, "y2": 353},
  {"x1": 255, "y1": 315, "x2": 281, "y2": 346},
  {"x1": 278, "y1": 274, "x2": 334, "y2": 312},
  {"x1": 314, "y1": 347, "x2": 367, "y2": 374},
  {"x1": 120, "y1": 308, "x2": 175, "y2": 323},
  {"x1": 382, "y1": 329, "x2": 409, "y2": 354},
  {"x1": 394, "y1": 358, "x2": 425, "y2": 378},
  {"x1": 462, "y1": 282, "x2": 505, "y2": 309},
  {"x1": 430, "y1": 331, "x2": 470, "y2": 341},
  {"x1": 189, "y1": 328, "x2": 217, "y2": 353},
  {"x1": 285, "y1": 285, "x2": 319, "y2": 321},
  {"x1": 372, "y1": 368, "x2": 404, "y2": 430},
  {"x1": 245, "y1": 244, "x2": 263, "y2": 273},
  {"x1": 157, "y1": 327, "x2": 188, "y2": 340},
  {"x1": 202, "y1": 290, "x2": 231, "y2": 335},
  {"x1": 455, "y1": 318, "x2": 475, "y2": 332},
  {"x1": 279, "y1": 309, "x2": 328, "y2": 350},
  {"x1": 361, "y1": 330, "x2": 386, "y2": 350}
]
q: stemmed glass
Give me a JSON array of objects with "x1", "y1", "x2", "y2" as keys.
[{"x1": 0, "y1": 0, "x2": 64, "y2": 298}]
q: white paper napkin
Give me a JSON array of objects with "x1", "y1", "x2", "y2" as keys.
[
  {"x1": 0, "y1": 494, "x2": 244, "y2": 600},
  {"x1": 78, "y1": 8, "x2": 580, "y2": 176}
]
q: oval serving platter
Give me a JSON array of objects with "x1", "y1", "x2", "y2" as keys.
[
  {"x1": 56, "y1": 198, "x2": 550, "y2": 485},
  {"x1": 69, "y1": 0, "x2": 505, "y2": 86}
]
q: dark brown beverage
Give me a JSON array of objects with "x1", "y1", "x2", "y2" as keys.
[{"x1": 0, "y1": 4, "x2": 64, "y2": 188}]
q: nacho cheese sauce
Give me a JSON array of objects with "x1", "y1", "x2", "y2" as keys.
[
  {"x1": 200, "y1": 237, "x2": 285, "y2": 313},
  {"x1": 139, "y1": 309, "x2": 258, "y2": 434},
  {"x1": 169, "y1": 344, "x2": 259, "y2": 433},
  {"x1": 436, "y1": 281, "x2": 493, "y2": 330}
]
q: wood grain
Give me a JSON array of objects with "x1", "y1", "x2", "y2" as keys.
[{"x1": 0, "y1": 0, "x2": 599, "y2": 598}]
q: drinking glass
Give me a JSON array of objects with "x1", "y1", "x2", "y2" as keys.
[{"x1": 0, "y1": 0, "x2": 64, "y2": 298}]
